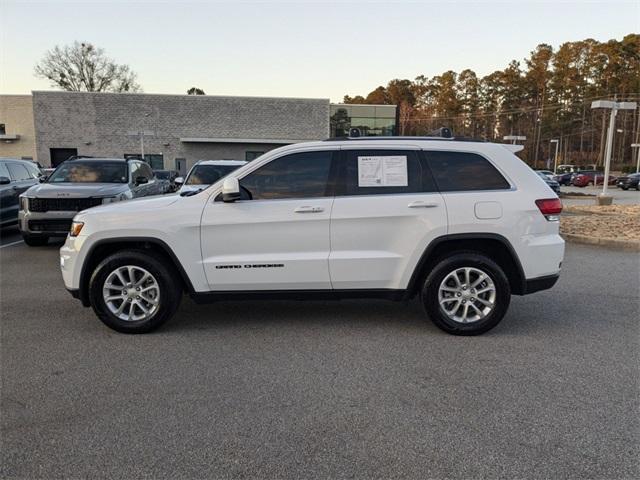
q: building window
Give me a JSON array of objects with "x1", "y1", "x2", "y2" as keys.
[
  {"x1": 329, "y1": 105, "x2": 397, "y2": 138},
  {"x1": 245, "y1": 151, "x2": 265, "y2": 161},
  {"x1": 124, "y1": 153, "x2": 163, "y2": 170},
  {"x1": 0, "y1": 124, "x2": 5, "y2": 135}
]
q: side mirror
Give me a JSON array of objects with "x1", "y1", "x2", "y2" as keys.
[
  {"x1": 38, "y1": 174, "x2": 48, "y2": 183},
  {"x1": 135, "y1": 176, "x2": 149, "y2": 185},
  {"x1": 174, "y1": 176, "x2": 184, "y2": 185},
  {"x1": 222, "y1": 177, "x2": 241, "y2": 202},
  {"x1": 0, "y1": 176, "x2": 10, "y2": 185}
]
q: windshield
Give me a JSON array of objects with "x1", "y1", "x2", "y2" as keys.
[
  {"x1": 185, "y1": 165, "x2": 237, "y2": 185},
  {"x1": 155, "y1": 171, "x2": 169, "y2": 179},
  {"x1": 48, "y1": 161, "x2": 128, "y2": 183}
]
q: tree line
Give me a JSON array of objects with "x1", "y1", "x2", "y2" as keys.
[{"x1": 341, "y1": 34, "x2": 640, "y2": 167}]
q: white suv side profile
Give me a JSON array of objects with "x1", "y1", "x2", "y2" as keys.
[{"x1": 60, "y1": 137, "x2": 564, "y2": 335}]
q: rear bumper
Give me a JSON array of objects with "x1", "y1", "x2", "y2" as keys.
[{"x1": 522, "y1": 274, "x2": 559, "y2": 295}]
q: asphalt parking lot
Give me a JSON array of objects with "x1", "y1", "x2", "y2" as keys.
[{"x1": 1, "y1": 239, "x2": 638, "y2": 479}]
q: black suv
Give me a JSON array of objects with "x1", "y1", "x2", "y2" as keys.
[{"x1": 0, "y1": 158, "x2": 41, "y2": 227}]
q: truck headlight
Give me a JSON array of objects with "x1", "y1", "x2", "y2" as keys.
[{"x1": 19, "y1": 196, "x2": 28, "y2": 211}]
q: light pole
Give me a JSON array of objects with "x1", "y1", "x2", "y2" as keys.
[
  {"x1": 632, "y1": 143, "x2": 640, "y2": 173},
  {"x1": 550, "y1": 139, "x2": 559, "y2": 173},
  {"x1": 127, "y1": 130, "x2": 155, "y2": 160},
  {"x1": 590, "y1": 100, "x2": 637, "y2": 200}
]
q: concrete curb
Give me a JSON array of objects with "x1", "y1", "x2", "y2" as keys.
[{"x1": 562, "y1": 233, "x2": 640, "y2": 251}]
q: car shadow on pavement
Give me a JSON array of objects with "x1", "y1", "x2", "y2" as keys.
[{"x1": 159, "y1": 293, "x2": 570, "y2": 337}]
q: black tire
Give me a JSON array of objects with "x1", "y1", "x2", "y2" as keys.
[
  {"x1": 421, "y1": 252, "x2": 511, "y2": 336},
  {"x1": 88, "y1": 250, "x2": 182, "y2": 333},
  {"x1": 22, "y1": 234, "x2": 49, "y2": 247},
  {"x1": 621, "y1": 186, "x2": 628, "y2": 190}
]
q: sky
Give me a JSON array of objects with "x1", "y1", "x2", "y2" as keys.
[{"x1": 1, "y1": 0, "x2": 638, "y2": 102}]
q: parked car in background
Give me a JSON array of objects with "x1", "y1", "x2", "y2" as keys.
[
  {"x1": 536, "y1": 171, "x2": 560, "y2": 194},
  {"x1": 178, "y1": 160, "x2": 248, "y2": 195},
  {"x1": 556, "y1": 165, "x2": 580, "y2": 174},
  {"x1": 553, "y1": 172, "x2": 574, "y2": 186},
  {"x1": 535, "y1": 170, "x2": 555, "y2": 181},
  {"x1": 18, "y1": 157, "x2": 165, "y2": 246},
  {"x1": 0, "y1": 158, "x2": 42, "y2": 227},
  {"x1": 153, "y1": 170, "x2": 180, "y2": 193},
  {"x1": 571, "y1": 171, "x2": 617, "y2": 187},
  {"x1": 616, "y1": 172, "x2": 640, "y2": 190}
]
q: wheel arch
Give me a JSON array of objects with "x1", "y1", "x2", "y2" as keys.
[
  {"x1": 78, "y1": 237, "x2": 195, "y2": 307},
  {"x1": 407, "y1": 233, "x2": 526, "y2": 297}
]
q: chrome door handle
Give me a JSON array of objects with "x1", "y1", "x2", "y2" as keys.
[
  {"x1": 294, "y1": 206, "x2": 324, "y2": 213},
  {"x1": 408, "y1": 201, "x2": 439, "y2": 208}
]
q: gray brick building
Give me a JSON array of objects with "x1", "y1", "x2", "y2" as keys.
[{"x1": 31, "y1": 91, "x2": 330, "y2": 172}]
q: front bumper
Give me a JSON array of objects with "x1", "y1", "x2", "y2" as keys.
[{"x1": 19, "y1": 210, "x2": 76, "y2": 237}]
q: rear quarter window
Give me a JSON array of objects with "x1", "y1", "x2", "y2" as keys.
[{"x1": 426, "y1": 151, "x2": 510, "y2": 191}]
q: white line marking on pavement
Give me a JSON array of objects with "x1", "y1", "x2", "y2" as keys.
[{"x1": 0, "y1": 240, "x2": 24, "y2": 249}]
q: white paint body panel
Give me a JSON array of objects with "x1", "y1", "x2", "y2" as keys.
[
  {"x1": 329, "y1": 193, "x2": 447, "y2": 289},
  {"x1": 201, "y1": 197, "x2": 334, "y2": 290}
]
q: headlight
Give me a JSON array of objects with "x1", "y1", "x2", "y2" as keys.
[
  {"x1": 69, "y1": 221, "x2": 84, "y2": 237},
  {"x1": 19, "y1": 196, "x2": 29, "y2": 211},
  {"x1": 102, "y1": 193, "x2": 129, "y2": 204}
]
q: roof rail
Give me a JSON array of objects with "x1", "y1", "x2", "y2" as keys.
[
  {"x1": 323, "y1": 135, "x2": 486, "y2": 143},
  {"x1": 324, "y1": 126, "x2": 487, "y2": 143}
]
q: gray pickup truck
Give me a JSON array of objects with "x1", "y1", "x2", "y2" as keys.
[{"x1": 19, "y1": 157, "x2": 165, "y2": 246}]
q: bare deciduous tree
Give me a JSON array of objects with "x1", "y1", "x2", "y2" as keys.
[
  {"x1": 187, "y1": 87, "x2": 205, "y2": 95},
  {"x1": 34, "y1": 41, "x2": 141, "y2": 93}
]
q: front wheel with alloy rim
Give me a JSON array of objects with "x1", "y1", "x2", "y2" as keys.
[
  {"x1": 89, "y1": 250, "x2": 182, "y2": 333},
  {"x1": 421, "y1": 252, "x2": 511, "y2": 335}
]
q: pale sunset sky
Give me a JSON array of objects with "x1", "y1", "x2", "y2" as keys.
[{"x1": 1, "y1": 0, "x2": 638, "y2": 101}]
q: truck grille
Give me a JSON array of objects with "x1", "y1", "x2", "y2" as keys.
[
  {"x1": 28, "y1": 197, "x2": 103, "y2": 212},
  {"x1": 28, "y1": 219, "x2": 73, "y2": 233}
]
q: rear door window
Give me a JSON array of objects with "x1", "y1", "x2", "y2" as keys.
[
  {"x1": 425, "y1": 151, "x2": 510, "y2": 191},
  {"x1": 338, "y1": 149, "x2": 436, "y2": 196}
]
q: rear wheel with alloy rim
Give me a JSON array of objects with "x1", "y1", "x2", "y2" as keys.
[
  {"x1": 89, "y1": 250, "x2": 182, "y2": 333},
  {"x1": 422, "y1": 252, "x2": 510, "y2": 335}
]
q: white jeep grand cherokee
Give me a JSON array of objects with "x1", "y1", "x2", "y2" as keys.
[{"x1": 60, "y1": 136, "x2": 564, "y2": 335}]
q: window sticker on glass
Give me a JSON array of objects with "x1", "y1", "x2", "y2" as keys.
[{"x1": 358, "y1": 156, "x2": 408, "y2": 187}]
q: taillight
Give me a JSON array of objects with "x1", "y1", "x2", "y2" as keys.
[{"x1": 535, "y1": 198, "x2": 562, "y2": 221}]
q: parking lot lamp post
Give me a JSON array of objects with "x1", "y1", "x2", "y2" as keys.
[
  {"x1": 632, "y1": 144, "x2": 640, "y2": 173},
  {"x1": 591, "y1": 100, "x2": 637, "y2": 197},
  {"x1": 503, "y1": 135, "x2": 526, "y2": 145},
  {"x1": 550, "y1": 139, "x2": 559, "y2": 174}
]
